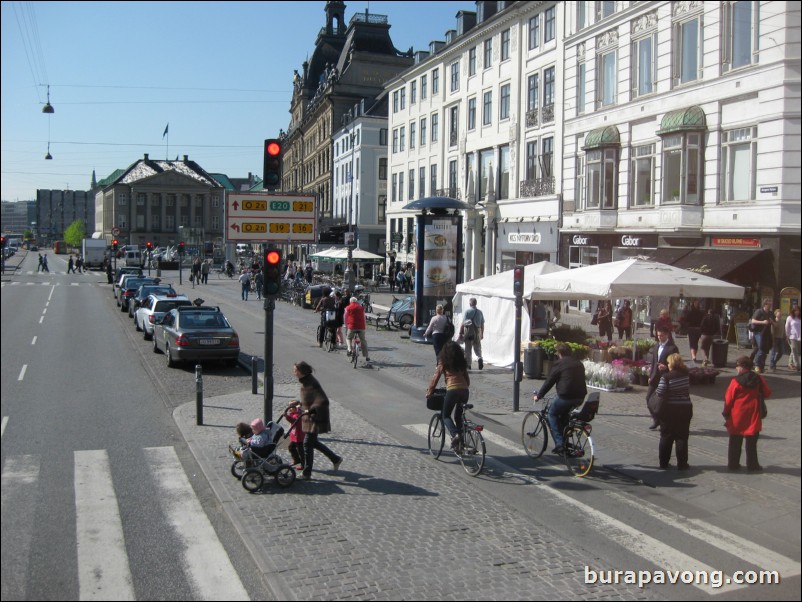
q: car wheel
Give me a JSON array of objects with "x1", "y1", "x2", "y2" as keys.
[
  {"x1": 152, "y1": 335, "x2": 161, "y2": 354},
  {"x1": 142, "y1": 325, "x2": 151, "y2": 341},
  {"x1": 166, "y1": 345, "x2": 177, "y2": 368}
]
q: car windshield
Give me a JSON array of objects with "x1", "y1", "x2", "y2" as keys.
[
  {"x1": 179, "y1": 313, "x2": 230, "y2": 329},
  {"x1": 140, "y1": 286, "x2": 173, "y2": 298},
  {"x1": 154, "y1": 300, "x2": 191, "y2": 312}
]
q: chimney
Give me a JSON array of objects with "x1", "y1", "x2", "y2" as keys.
[
  {"x1": 144, "y1": 153, "x2": 149, "y2": 160},
  {"x1": 183, "y1": 155, "x2": 189, "y2": 161}
]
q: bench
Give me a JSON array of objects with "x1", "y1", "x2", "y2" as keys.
[{"x1": 366, "y1": 311, "x2": 393, "y2": 330}]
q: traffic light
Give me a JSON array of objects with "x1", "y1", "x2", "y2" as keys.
[
  {"x1": 0, "y1": 236, "x2": 6, "y2": 248},
  {"x1": 263, "y1": 139, "x2": 282, "y2": 190},
  {"x1": 112, "y1": 239, "x2": 119, "y2": 252},
  {"x1": 513, "y1": 265, "x2": 524, "y2": 297},
  {"x1": 263, "y1": 248, "x2": 282, "y2": 296},
  {"x1": 146, "y1": 241, "x2": 153, "y2": 252},
  {"x1": 178, "y1": 242, "x2": 185, "y2": 255}
]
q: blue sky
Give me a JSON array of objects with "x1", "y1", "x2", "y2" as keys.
[{"x1": 1, "y1": 0, "x2": 470, "y2": 201}]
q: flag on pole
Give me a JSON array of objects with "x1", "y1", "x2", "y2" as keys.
[{"x1": 163, "y1": 123, "x2": 169, "y2": 138}]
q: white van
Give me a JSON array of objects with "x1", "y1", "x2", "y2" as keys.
[
  {"x1": 124, "y1": 249, "x2": 143, "y2": 266},
  {"x1": 236, "y1": 243, "x2": 252, "y2": 257}
]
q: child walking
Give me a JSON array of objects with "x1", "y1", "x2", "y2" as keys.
[{"x1": 285, "y1": 400, "x2": 306, "y2": 470}]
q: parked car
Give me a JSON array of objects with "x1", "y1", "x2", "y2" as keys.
[
  {"x1": 114, "y1": 267, "x2": 144, "y2": 297},
  {"x1": 128, "y1": 283, "x2": 177, "y2": 318},
  {"x1": 152, "y1": 305, "x2": 240, "y2": 367},
  {"x1": 389, "y1": 295, "x2": 415, "y2": 330},
  {"x1": 118, "y1": 277, "x2": 160, "y2": 311},
  {"x1": 135, "y1": 293, "x2": 192, "y2": 340}
]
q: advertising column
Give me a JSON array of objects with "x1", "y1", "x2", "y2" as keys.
[{"x1": 416, "y1": 214, "x2": 462, "y2": 327}]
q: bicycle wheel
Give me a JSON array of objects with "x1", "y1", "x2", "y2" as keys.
[
  {"x1": 427, "y1": 413, "x2": 445, "y2": 459},
  {"x1": 563, "y1": 426, "x2": 594, "y2": 477},
  {"x1": 458, "y1": 428, "x2": 486, "y2": 476},
  {"x1": 521, "y1": 412, "x2": 548, "y2": 459},
  {"x1": 241, "y1": 468, "x2": 264, "y2": 492}
]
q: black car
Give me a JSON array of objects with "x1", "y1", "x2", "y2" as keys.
[
  {"x1": 128, "y1": 283, "x2": 176, "y2": 318},
  {"x1": 118, "y1": 277, "x2": 160, "y2": 312},
  {"x1": 152, "y1": 305, "x2": 240, "y2": 368}
]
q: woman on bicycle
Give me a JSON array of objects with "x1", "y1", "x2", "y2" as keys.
[{"x1": 426, "y1": 340, "x2": 470, "y2": 448}]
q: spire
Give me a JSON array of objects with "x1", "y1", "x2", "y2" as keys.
[{"x1": 91, "y1": 170, "x2": 97, "y2": 189}]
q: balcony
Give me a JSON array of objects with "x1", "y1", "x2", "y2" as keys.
[
  {"x1": 525, "y1": 109, "x2": 539, "y2": 128},
  {"x1": 519, "y1": 177, "x2": 555, "y2": 198},
  {"x1": 542, "y1": 104, "x2": 554, "y2": 124}
]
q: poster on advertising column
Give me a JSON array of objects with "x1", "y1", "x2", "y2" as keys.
[{"x1": 418, "y1": 214, "x2": 461, "y2": 325}]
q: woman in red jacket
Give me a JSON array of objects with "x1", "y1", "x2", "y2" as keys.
[{"x1": 723, "y1": 356, "x2": 771, "y2": 472}]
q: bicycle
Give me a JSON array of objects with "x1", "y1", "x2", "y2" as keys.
[
  {"x1": 426, "y1": 390, "x2": 486, "y2": 476},
  {"x1": 348, "y1": 330, "x2": 361, "y2": 368},
  {"x1": 521, "y1": 392, "x2": 599, "y2": 477},
  {"x1": 316, "y1": 320, "x2": 338, "y2": 353},
  {"x1": 216, "y1": 266, "x2": 234, "y2": 279}
]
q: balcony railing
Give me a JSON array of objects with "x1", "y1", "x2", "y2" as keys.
[
  {"x1": 519, "y1": 177, "x2": 555, "y2": 197},
  {"x1": 525, "y1": 109, "x2": 539, "y2": 128},
  {"x1": 542, "y1": 103, "x2": 555, "y2": 124},
  {"x1": 434, "y1": 187, "x2": 460, "y2": 199}
]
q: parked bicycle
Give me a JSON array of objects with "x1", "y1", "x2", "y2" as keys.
[
  {"x1": 520, "y1": 392, "x2": 600, "y2": 477},
  {"x1": 427, "y1": 389, "x2": 486, "y2": 476}
]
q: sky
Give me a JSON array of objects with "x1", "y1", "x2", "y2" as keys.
[{"x1": 0, "y1": 0, "x2": 471, "y2": 202}]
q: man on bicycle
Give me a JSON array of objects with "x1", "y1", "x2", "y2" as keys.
[
  {"x1": 533, "y1": 343, "x2": 587, "y2": 454},
  {"x1": 344, "y1": 296, "x2": 370, "y2": 363},
  {"x1": 315, "y1": 290, "x2": 336, "y2": 348}
]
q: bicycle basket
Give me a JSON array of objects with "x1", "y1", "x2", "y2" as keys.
[{"x1": 426, "y1": 388, "x2": 446, "y2": 411}]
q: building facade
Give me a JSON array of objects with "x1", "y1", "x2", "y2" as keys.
[
  {"x1": 94, "y1": 154, "x2": 224, "y2": 250},
  {"x1": 35, "y1": 190, "x2": 95, "y2": 245}
]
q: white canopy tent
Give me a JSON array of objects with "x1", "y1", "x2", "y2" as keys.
[{"x1": 452, "y1": 262, "x2": 567, "y2": 367}]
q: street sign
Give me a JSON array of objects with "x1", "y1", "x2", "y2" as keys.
[
  {"x1": 112, "y1": 227, "x2": 121, "y2": 236},
  {"x1": 226, "y1": 192, "x2": 317, "y2": 243}
]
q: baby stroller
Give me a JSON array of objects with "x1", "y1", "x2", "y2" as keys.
[{"x1": 228, "y1": 415, "x2": 298, "y2": 492}]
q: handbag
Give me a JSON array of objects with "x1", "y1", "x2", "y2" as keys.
[
  {"x1": 647, "y1": 378, "x2": 668, "y2": 416},
  {"x1": 759, "y1": 383, "x2": 768, "y2": 419},
  {"x1": 591, "y1": 312, "x2": 599, "y2": 326}
]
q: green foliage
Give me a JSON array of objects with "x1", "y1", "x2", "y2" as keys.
[
  {"x1": 550, "y1": 324, "x2": 590, "y2": 346},
  {"x1": 533, "y1": 338, "x2": 589, "y2": 360},
  {"x1": 64, "y1": 220, "x2": 87, "y2": 249},
  {"x1": 23, "y1": 229, "x2": 33, "y2": 240}
]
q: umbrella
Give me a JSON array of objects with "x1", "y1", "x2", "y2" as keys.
[{"x1": 308, "y1": 247, "x2": 341, "y2": 261}]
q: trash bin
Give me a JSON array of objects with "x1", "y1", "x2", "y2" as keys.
[
  {"x1": 524, "y1": 346, "x2": 544, "y2": 379},
  {"x1": 712, "y1": 339, "x2": 729, "y2": 368}
]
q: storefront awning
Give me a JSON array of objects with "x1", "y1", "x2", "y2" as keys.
[
  {"x1": 583, "y1": 125, "x2": 621, "y2": 150},
  {"x1": 657, "y1": 106, "x2": 707, "y2": 135},
  {"x1": 671, "y1": 248, "x2": 772, "y2": 280},
  {"x1": 646, "y1": 247, "x2": 694, "y2": 265}
]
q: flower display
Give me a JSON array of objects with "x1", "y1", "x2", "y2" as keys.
[{"x1": 583, "y1": 360, "x2": 632, "y2": 391}]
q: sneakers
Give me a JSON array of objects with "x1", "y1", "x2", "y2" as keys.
[
  {"x1": 478, "y1": 358, "x2": 483, "y2": 370},
  {"x1": 551, "y1": 446, "x2": 565, "y2": 455},
  {"x1": 332, "y1": 457, "x2": 343, "y2": 473}
]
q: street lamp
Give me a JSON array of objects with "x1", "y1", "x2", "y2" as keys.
[{"x1": 343, "y1": 129, "x2": 356, "y2": 291}]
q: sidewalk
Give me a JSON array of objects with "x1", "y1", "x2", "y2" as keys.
[{"x1": 174, "y1": 308, "x2": 800, "y2": 600}]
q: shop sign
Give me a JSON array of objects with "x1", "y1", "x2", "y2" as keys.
[
  {"x1": 571, "y1": 234, "x2": 592, "y2": 245},
  {"x1": 712, "y1": 237, "x2": 760, "y2": 248},
  {"x1": 620, "y1": 235, "x2": 643, "y2": 247},
  {"x1": 508, "y1": 232, "x2": 542, "y2": 245}
]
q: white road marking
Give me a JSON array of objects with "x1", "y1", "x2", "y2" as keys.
[
  {"x1": 18, "y1": 364, "x2": 27, "y2": 381},
  {"x1": 144, "y1": 447, "x2": 249, "y2": 601},
  {"x1": 74, "y1": 450, "x2": 135, "y2": 601},
  {"x1": 31, "y1": 336, "x2": 37, "y2": 345},
  {"x1": 1, "y1": 416, "x2": 7, "y2": 438},
  {"x1": 1, "y1": 455, "x2": 41, "y2": 600}
]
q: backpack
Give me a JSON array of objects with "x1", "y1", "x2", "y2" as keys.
[{"x1": 462, "y1": 310, "x2": 479, "y2": 340}]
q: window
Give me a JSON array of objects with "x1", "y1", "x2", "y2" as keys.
[
  {"x1": 380, "y1": 128, "x2": 388, "y2": 146},
  {"x1": 499, "y1": 146, "x2": 510, "y2": 200},
  {"x1": 598, "y1": 49, "x2": 617, "y2": 107},
  {"x1": 632, "y1": 34, "x2": 656, "y2": 97},
  {"x1": 211, "y1": 195, "x2": 220, "y2": 208},
  {"x1": 526, "y1": 141, "x2": 537, "y2": 180},
  {"x1": 468, "y1": 97, "x2": 477, "y2": 131},
  {"x1": 465, "y1": 153, "x2": 475, "y2": 194},
  {"x1": 450, "y1": 61, "x2": 460, "y2": 92},
  {"x1": 392, "y1": 129, "x2": 399, "y2": 153},
  {"x1": 674, "y1": 15, "x2": 702, "y2": 85},
  {"x1": 541, "y1": 137, "x2": 554, "y2": 179},
  {"x1": 392, "y1": 173, "x2": 397, "y2": 202},
  {"x1": 449, "y1": 106, "x2": 459, "y2": 146},
  {"x1": 118, "y1": 193, "x2": 127, "y2": 206},
  {"x1": 484, "y1": 39, "x2": 492, "y2": 69},
  {"x1": 597, "y1": 1, "x2": 616, "y2": 20},
  {"x1": 661, "y1": 132, "x2": 702, "y2": 205},
  {"x1": 499, "y1": 84, "x2": 510, "y2": 121},
  {"x1": 419, "y1": 167, "x2": 426, "y2": 198},
  {"x1": 411, "y1": 81, "x2": 417, "y2": 104},
  {"x1": 585, "y1": 148, "x2": 618, "y2": 209},
  {"x1": 420, "y1": 117, "x2": 427, "y2": 146},
  {"x1": 577, "y1": 62, "x2": 586, "y2": 114},
  {"x1": 393, "y1": 91, "x2": 399, "y2": 113},
  {"x1": 421, "y1": 74, "x2": 427, "y2": 99},
  {"x1": 721, "y1": 127, "x2": 756, "y2": 201},
  {"x1": 544, "y1": 7, "x2": 555, "y2": 42},
  {"x1": 166, "y1": 194, "x2": 174, "y2": 207},
  {"x1": 137, "y1": 193, "x2": 146, "y2": 206},
  {"x1": 723, "y1": 1, "x2": 759, "y2": 71},
  {"x1": 448, "y1": 160, "x2": 458, "y2": 195},
  {"x1": 400, "y1": 88, "x2": 406, "y2": 109},
  {"x1": 379, "y1": 158, "x2": 387, "y2": 180},
  {"x1": 431, "y1": 113, "x2": 439, "y2": 142},
  {"x1": 410, "y1": 122, "x2": 416, "y2": 149},
  {"x1": 482, "y1": 91, "x2": 492, "y2": 126},
  {"x1": 469, "y1": 47, "x2": 477, "y2": 76},
  {"x1": 577, "y1": 2, "x2": 588, "y2": 30},
  {"x1": 575, "y1": 154, "x2": 586, "y2": 209},
  {"x1": 479, "y1": 150, "x2": 493, "y2": 199},
  {"x1": 400, "y1": 126, "x2": 405, "y2": 152},
  {"x1": 528, "y1": 14, "x2": 540, "y2": 50},
  {"x1": 544, "y1": 66, "x2": 555, "y2": 107},
  {"x1": 501, "y1": 30, "x2": 510, "y2": 61},
  {"x1": 399, "y1": 171, "x2": 404, "y2": 202},
  {"x1": 151, "y1": 214, "x2": 160, "y2": 229},
  {"x1": 630, "y1": 144, "x2": 655, "y2": 206},
  {"x1": 430, "y1": 164, "x2": 438, "y2": 194},
  {"x1": 211, "y1": 216, "x2": 219, "y2": 230},
  {"x1": 527, "y1": 74, "x2": 539, "y2": 112},
  {"x1": 432, "y1": 68, "x2": 439, "y2": 94},
  {"x1": 409, "y1": 169, "x2": 415, "y2": 200}
]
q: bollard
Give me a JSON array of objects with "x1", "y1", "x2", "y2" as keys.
[
  {"x1": 195, "y1": 364, "x2": 203, "y2": 425},
  {"x1": 252, "y1": 356, "x2": 258, "y2": 394}
]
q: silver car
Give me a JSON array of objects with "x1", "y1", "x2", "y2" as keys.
[
  {"x1": 152, "y1": 305, "x2": 240, "y2": 368},
  {"x1": 135, "y1": 293, "x2": 192, "y2": 340}
]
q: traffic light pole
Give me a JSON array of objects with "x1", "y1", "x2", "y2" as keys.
[
  {"x1": 513, "y1": 265, "x2": 524, "y2": 412},
  {"x1": 264, "y1": 296, "x2": 275, "y2": 422}
]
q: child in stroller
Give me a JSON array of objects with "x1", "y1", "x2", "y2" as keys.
[{"x1": 228, "y1": 417, "x2": 300, "y2": 492}]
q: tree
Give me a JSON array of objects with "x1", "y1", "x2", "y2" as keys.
[
  {"x1": 64, "y1": 220, "x2": 87, "y2": 249},
  {"x1": 23, "y1": 229, "x2": 33, "y2": 241}
]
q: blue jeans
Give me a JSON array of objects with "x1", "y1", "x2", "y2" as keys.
[
  {"x1": 441, "y1": 388, "x2": 469, "y2": 438},
  {"x1": 769, "y1": 337, "x2": 784, "y2": 369},
  {"x1": 241, "y1": 283, "x2": 249, "y2": 300},
  {"x1": 754, "y1": 333, "x2": 768, "y2": 370},
  {"x1": 547, "y1": 396, "x2": 583, "y2": 449}
]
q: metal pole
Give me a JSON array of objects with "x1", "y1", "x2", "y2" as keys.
[
  {"x1": 513, "y1": 291, "x2": 523, "y2": 412},
  {"x1": 264, "y1": 295, "x2": 275, "y2": 421},
  {"x1": 195, "y1": 364, "x2": 204, "y2": 425},
  {"x1": 252, "y1": 356, "x2": 258, "y2": 394}
]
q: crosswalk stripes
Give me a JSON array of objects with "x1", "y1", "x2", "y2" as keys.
[
  {"x1": 403, "y1": 423, "x2": 799, "y2": 594},
  {"x1": 1, "y1": 445, "x2": 249, "y2": 601}
]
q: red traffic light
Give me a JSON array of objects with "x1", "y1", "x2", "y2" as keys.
[
  {"x1": 263, "y1": 138, "x2": 282, "y2": 190},
  {"x1": 513, "y1": 265, "x2": 524, "y2": 296},
  {"x1": 266, "y1": 250, "x2": 281, "y2": 265},
  {"x1": 146, "y1": 241, "x2": 153, "y2": 250},
  {"x1": 266, "y1": 141, "x2": 281, "y2": 156}
]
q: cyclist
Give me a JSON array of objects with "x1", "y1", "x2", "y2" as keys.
[
  {"x1": 344, "y1": 296, "x2": 370, "y2": 363},
  {"x1": 533, "y1": 342, "x2": 587, "y2": 455},
  {"x1": 314, "y1": 289, "x2": 336, "y2": 348},
  {"x1": 426, "y1": 340, "x2": 470, "y2": 448},
  {"x1": 225, "y1": 260, "x2": 235, "y2": 278}
]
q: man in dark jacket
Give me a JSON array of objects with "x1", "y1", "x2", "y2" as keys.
[
  {"x1": 647, "y1": 324, "x2": 680, "y2": 429},
  {"x1": 533, "y1": 343, "x2": 587, "y2": 454}
]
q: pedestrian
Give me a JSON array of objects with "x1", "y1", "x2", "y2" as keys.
[
  {"x1": 284, "y1": 400, "x2": 306, "y2": 470},
  {"x1": 239, "y1": 269, "x2": 251, "y2": 300},
  {"x1": 654, "y1": 308, "x2": 674, "y2": 336},
  {"x1": 201, "y1": 259, "x2": 210, "y2": 284},
  {"x1": 699, "y1": 308, "x2": 721, "y2": 366},
  {"x1": 293, "y1": 361, "x2": 343, "y2": 480},
  {"x1": 723, "y1": 355, "x2": 770, "y2": 472},
  {"x1": 786, "y1": 306, "x2": 801, "y2": 372},
  {"x1": 768, "y1": 308, "x2": 785, "y2": 373},
  {"x1": 395, "y1": 268, "x2": 405, "y2": 292},
  {"x1": 615, "y1": 299, "x2": 633, "y2": 340},
  {"x1": 388, "y1": 264, "x2": 396, "y2": 293},
  {"x1": 37, "y1": 253, "x2": 44, "y2": 272},
  {"x1": 751, "y1": 299, "x2": 775, "y2": 373},
  {"x1": 681, "y1": 300, "x2": 704, "y2": 365},
  {"x1": 254, "y1": 270, "x2": 264, "y2": 299},
  {"x1": 344, "y1": 296, "x2": 370, "y2": 363},
  {"x1": 76, "y1": 255, "x2": 84, "y2": 273},
  {"x1": 460, "y1": 297, "x2": 485, "y2": 370},
  {"x1": 41, "y1": 254, "x2": 49, "y2": 272},
  {"x1": 595, "y1": 301, "x2": 613, "y2": 343},
  {"x1": 652, "y1": 353, "x2": 693, "y2": 471},
  {"x1": 426, "y1": 340, "x2": 470, "y2": 449},
  {"x1": 106, "y1": 260, "x2": 113, "y2": 284},
  {"x1": 304, "y1": 261, "x2": 314, "y2": 284},
  {"x1": 424, "y1": 304, "x2": 451, "y2": 360},
  {"x1": 67, "y1": 255, "x2": 75, "y2": 274},
  {"x1": 646, "y1": 324, "x2": 679, "y2": 430},
  {"x1": 315, "y1": 290, "x2": 336, "y2": 347}
]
